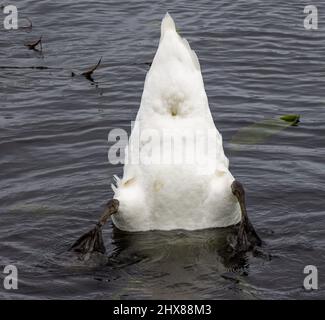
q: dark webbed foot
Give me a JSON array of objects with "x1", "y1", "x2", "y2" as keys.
[
  {"x1": 70, "y1": 199, "x2": 119, "y2": 255},
  {"x1": 231, "y1": 181, "x2": 262, "y2": 252}
]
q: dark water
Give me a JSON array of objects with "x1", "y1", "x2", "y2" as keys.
[{"x1": 1, "y1": 0, "x2": 325, "y2": 299}]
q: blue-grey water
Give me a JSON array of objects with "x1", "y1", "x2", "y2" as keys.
[{"x1": 0, "y1": 0, "x2": 325, "y2": 299}]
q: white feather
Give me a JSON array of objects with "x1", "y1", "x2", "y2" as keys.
[{"x1": 111, "y1": 14, "x2": 241, "y2": 231}]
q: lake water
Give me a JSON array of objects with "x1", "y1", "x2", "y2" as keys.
[{"x1": 0, "y1": 0, "x2": 324, "y2": 299}]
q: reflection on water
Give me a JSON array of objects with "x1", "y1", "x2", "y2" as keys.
[{"x1": 110, "y1": 227, "x2": 250, "y2": 273}]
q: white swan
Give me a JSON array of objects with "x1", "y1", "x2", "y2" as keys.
[
  {"x1": 70, "y1": 13, "x2": 261, "y2": 256},
  {"x1": 111, "y1": 13, "x2": 241, "y2": 232}
]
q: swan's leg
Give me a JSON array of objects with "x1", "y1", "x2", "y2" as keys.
[
  {"x1": 70, "y1": 199, "x2": 119, "y2": 255},
  {"x1": 231, "y1": 181, "x2": 262, "y2": 252},
  {"x1": 98, "y1": 199, "x2": 119, "y2": 226}
]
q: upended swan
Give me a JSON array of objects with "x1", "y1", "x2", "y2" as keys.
[{"x1": 71, "y1": 13, "x2": 261, "y2": 256}]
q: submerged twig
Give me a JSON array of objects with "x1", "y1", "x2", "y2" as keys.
[
  {"x1": 26, "y1": 36, "x2": 42, "y2": 51},
  {"x1": 81, "y1": 57, "x2": 102, "y2": 82},
  {"x1": 20, "y1": 17, "x2": 33, "y2": 30},
  {"x1": 0, "y1": 65, "x2": 60, "y2": 70}
]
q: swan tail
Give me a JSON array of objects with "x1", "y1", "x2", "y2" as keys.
[
  {"x1": 158, "y1": 13, "x2": 200, "y2": 71},
  {"x1": 140, "y1": 13, "x2": 207, "y2": 117},
  {"x1": 181, "y1": 38, "x2": 201, "y2": 71},
  {"x1": 160, "y1": 12, "x2": 176, "y2": 38}
]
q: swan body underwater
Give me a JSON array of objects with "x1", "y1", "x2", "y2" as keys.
[{"x1": 71, "y1": 13, "x2": 261, "y2": 257}]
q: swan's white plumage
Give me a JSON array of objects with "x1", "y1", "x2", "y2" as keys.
[{"x1": 112, "y1": 13, "x2": 241, "y2": 231}]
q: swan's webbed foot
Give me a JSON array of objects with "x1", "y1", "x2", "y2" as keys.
[
  {"x1": 70, "y1": 199, "x2": 119, "y2": 256},
  {"x1": 231, "y1": 181, "x2": 262, "y2": 253}
]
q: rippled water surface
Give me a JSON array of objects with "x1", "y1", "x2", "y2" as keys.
[{"x1": 1, "y1": 0, "x2": 325, "y2": 299}]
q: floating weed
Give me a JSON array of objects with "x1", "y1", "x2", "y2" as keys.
[
  {"x1": 230, "y1": 115, "x2": 301, "y2": 146},
  {"x1": 280, "y1": 114, "x2": 300, "y2": 126}
]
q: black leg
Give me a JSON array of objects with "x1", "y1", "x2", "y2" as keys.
[
  {"x1": 231, "y1": 181, "x2": 262, "y2": 252},
  {"x1": 70, "y1": 199, "x2": 119, "y2": 255}
]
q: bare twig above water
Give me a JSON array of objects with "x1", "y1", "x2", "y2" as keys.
[
  {"x1": 26, "y1": 36, "x2": 42, "y2": 51},
  {"x1": 0, "y1": 58, "x2": 153, "y2": 87},
  {"x1": 80, "y1": 57, "x2": 102, "y2": 82}
]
